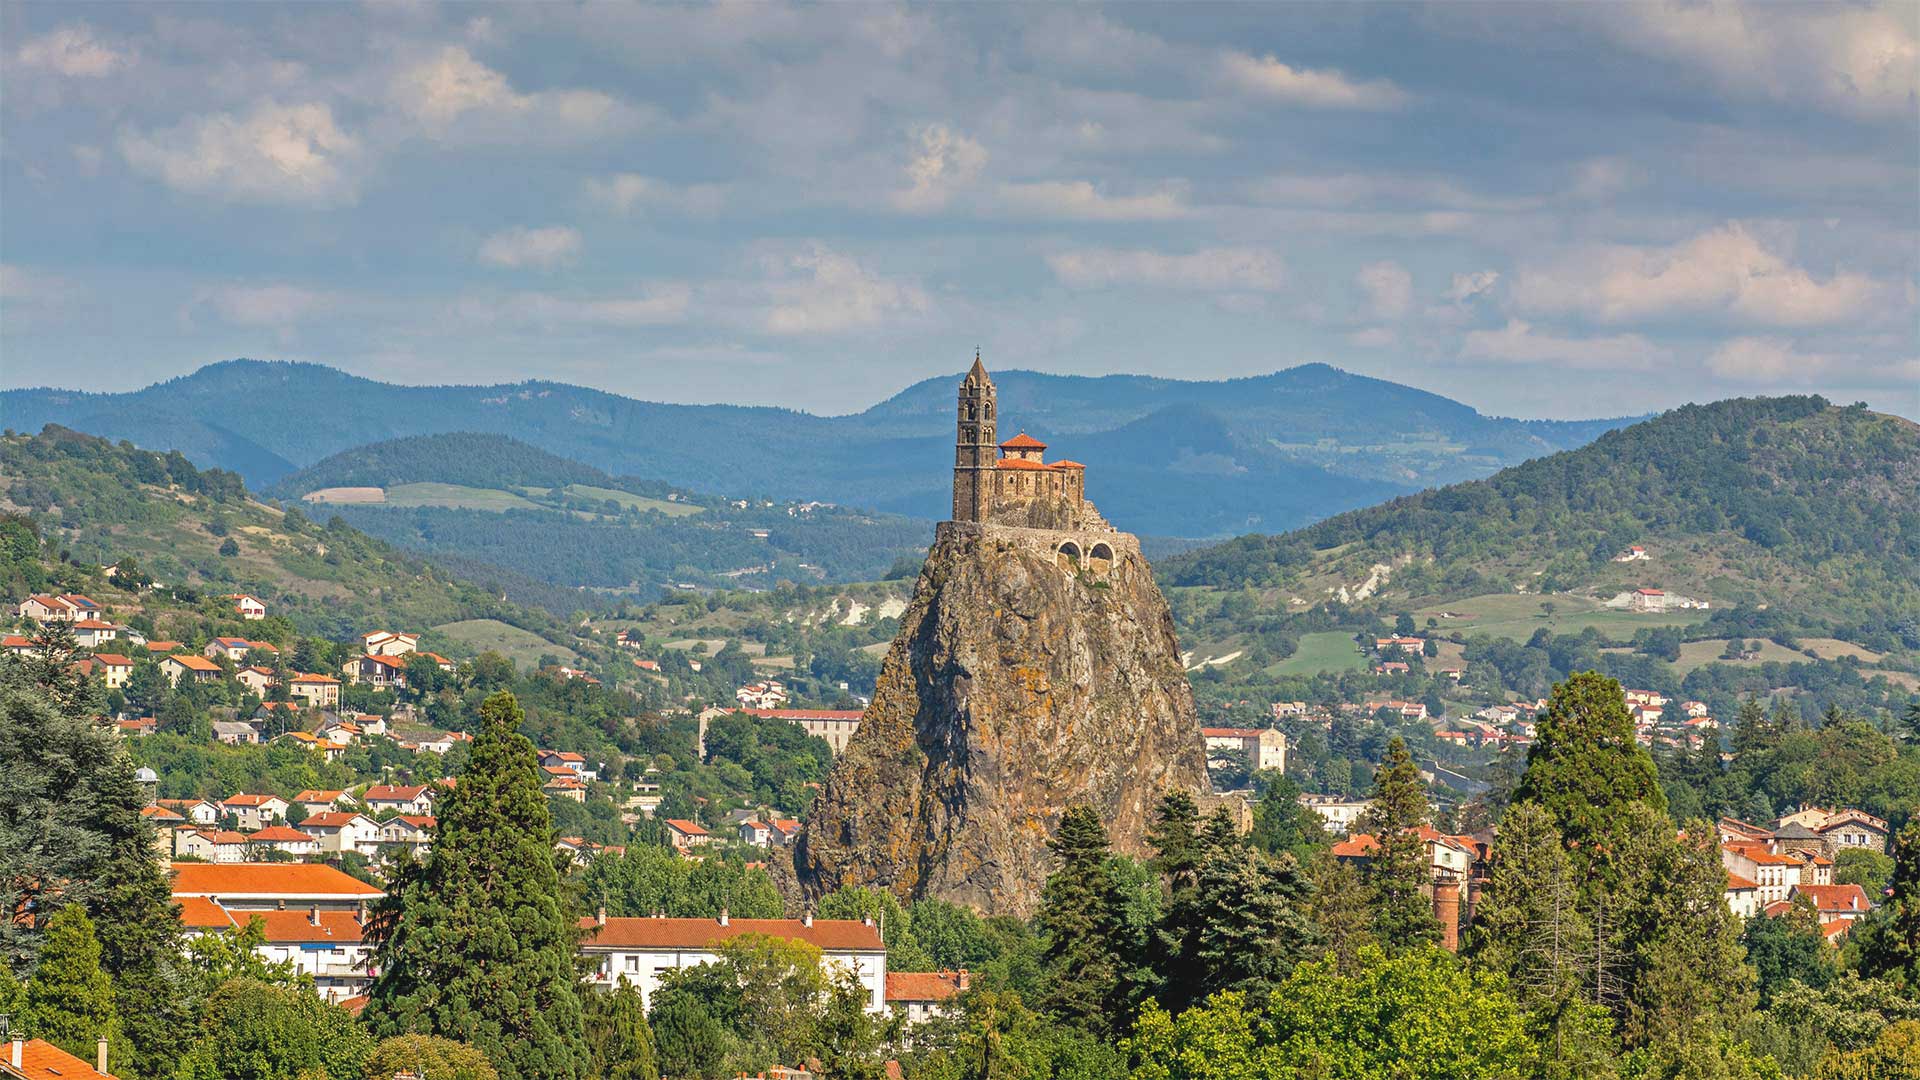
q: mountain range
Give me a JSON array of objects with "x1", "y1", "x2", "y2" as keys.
[{"x1": 3, "y1": 359, "x2": 1633, "y2": 538}]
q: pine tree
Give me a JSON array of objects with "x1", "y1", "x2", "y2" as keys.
[
  {"x1": 1035, "y1": 805, "x2": 1127, "y2": 1032},
  {"x1": 1478, "y1": 803, "x2": 1590, "y2": 1008},
  {"x1": 364, "y1": 691, "x2": 591, "y2": 1080},
  {"x1": 1512, "y1": 672, "x2": 1665, "y2": 884},
  {"x1": 22, "y1": 905, "x2": 116, "y2": 1060},
  {"x1": 1306, "y1": 852, "x2": 1374, "y2": 969},
  {"x1": 1359, "y1": 736, "x2": 1437, "y2": 949}
]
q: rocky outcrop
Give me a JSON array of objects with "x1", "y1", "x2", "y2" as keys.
[{"x1": 795, "y1": 521, "x2": 1208, "y2": 917}]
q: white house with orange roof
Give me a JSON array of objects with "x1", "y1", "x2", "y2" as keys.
[
  {"x1": 1199, "y1": 727, "x2": 1289, "y2": 773},
  {"x1": 228, "y1": 594, "x2": 267, "y2": 620},
  {"x1": 295, "y1": 811, "x2": 383, "y2": 856},
  {"x1": 221, "y1": 793, "x2": 290, "y2": 831},
  {"x1": 160, "y1": 653, "x2": 222, "y2": 686},
  {"x1": 1721, "y1": 842, "x2": 1801, "y2": 907},
  {"x1": 580, "y1": 912, "x2": 887, "y2": 1012},
  {"x1": 362, "y1": 783, "x2": 435, "y2": 816}
]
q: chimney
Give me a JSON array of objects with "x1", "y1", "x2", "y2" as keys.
[
  {"x1": 861, "y1": 914, "x2": 875, "y2": 927},
  {"x1": 309, "y1": 905, "x2": 321, "y2": 927},
  {"x1": 11, "y1": 1040, "x2": 23, "y2": 1070},
  {"x1": 718, "y1": 907, "x2": 729, "y2": 927},
  {"x1": 597, "y1": 905, "x2": 607, "y2": 926},
  {"x1": 1433, "y1": 879, "x2": 1462, "y2": 953},
  {"x1": 98, "y1": 1036, "x2": 109, "y2": 1075},
  {"x1": 801, "y1": 909, "x2": 813, "y2": 927},
  {"x1": 956, "y1": 968, "x2": 970, "y2": 991}
]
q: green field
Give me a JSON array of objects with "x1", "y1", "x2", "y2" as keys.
[
  {"x1": 1266, "y1": 631, "x2": 1369, "y2": 677},
  {"x1": 433, "y1": 618, "x2": 580, "y2": 667},
  {"x1": 560, "y1": 484, "x2": 703, "y2": 517},
  {"x1": 384, "y1": 482, "x2": 544, "y2": 511},
  {"x1": 1416, "y1": 593, "x2": 1707, "y2": 643}
]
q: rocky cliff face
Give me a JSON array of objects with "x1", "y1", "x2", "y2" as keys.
[{"x1": 795, "y1": 522, "x2": 1208, "y2": 917}]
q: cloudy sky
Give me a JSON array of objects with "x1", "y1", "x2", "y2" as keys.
[{"x1": 2, "y1": 1, "x2": 1915, "y2": 419}]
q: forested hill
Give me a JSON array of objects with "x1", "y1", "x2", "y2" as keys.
[
  {"x1": 0, "y1": 425, "x2": 602, "y2": 637},
  {"x1": 2, "y1": 358, "x2": 1633, "y2": 538},
  {"x1": 268, "y1": 432, "x2": 676, "y2": 499},
  {"x1": 1161, "y1": 397, "x2": 1920, "y2": 622}
]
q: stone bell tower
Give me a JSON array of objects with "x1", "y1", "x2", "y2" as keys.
[{"x1": 952, "y1": 353, "x2": 997, "y2": 523}]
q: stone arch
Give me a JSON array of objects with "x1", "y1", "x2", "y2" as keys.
[
  {"x1": 1089, "y1": 542, "x2": 1114, "y2": 564},
  {"x1": 1057, "y1": 540, "x2": 1083, "y2": 570}
]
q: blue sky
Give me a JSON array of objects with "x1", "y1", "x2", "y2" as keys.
[{"x1": 2, "y1": 1, "x2": 1915, "y2": 419}]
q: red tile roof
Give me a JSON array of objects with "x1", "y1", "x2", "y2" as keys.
[
  {"x1": 665, "y1": 818, "x2": 709, "y2": 836},
  {"x1": 91, "y1": 653, "x2": 133, "y2": 666},
  {"x1": 222, "y1": 793, "x2": 284, "y2": 807},
  {"x1": 167, "y1": 654, "x2": 222, "y2": 672},
  {"x1": 998, "y1": 432, "x2": 1047, "y2": 449},
  {"x1": 5, "y1": 1038, "x2": 119, "y2": 1079},
  {"x1": 246, "y1": 826, "x2": 312, "y2": 843},
  {"x1": 363, "y1": 784, "x2": 429, "y2": 802},
  {"x1": 1796, "y1": 883, "x2": 1871, "y2": 914},
  {"x1": 176, "y1": 895, "x2": 234, "y2": 929},
  {"x1": 231, "y1": 909, "x2": 365, "y2": 944},
  {"x1": 168, "y1": 862, "x2": 383, "y2": 898},
  {"x1": 993, "y1": 458, "x2": 1052, "y2": 471},
  {"x1": 1726, "y1": 872, "x2": 1758, "y2": 890},
  {"x1": 294, "y1": 789, "x2": 345, "y2": 803},
  {"x1": 580, "y1": 916, "x2": 884, "y2": 952},
  {"x1": 742, "y1": 708, "x2": 864, "y2": 720},
  {"x1": 886, "y1": 970, "x2": 968, "y2": 1002},
  {"x1": 300, "y1": 812, "x2": 370, "y2": 828},
  {"x1": 292, "y1": 673, "x2": 341, "y2": 684},
  {"x1": 1201, "y1": 727, "x2": 1269, "y2": 738}
]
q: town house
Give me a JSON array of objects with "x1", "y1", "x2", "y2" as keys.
[
  {"x1": 362, "y1": 783, "x2": 435, "y2": 816},
  {"x1": 580, "y1": 912, "x2": 887, "y2": 1013}
]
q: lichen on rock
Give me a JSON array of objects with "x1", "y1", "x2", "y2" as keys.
[{"x1": 795, "y1": 520, "x2": 1208, "y2": 917}]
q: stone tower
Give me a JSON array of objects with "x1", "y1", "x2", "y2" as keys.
[{"x1": 951, "y1": 354, "x2": 997, "y2": 523}]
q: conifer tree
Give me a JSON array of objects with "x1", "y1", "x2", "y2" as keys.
[
  {"x1": 1513, "y1": 672, "x2": 1665, "y2": 883},
  {"x1": 1, "y1": 643, "x2": 185, "y2": 1078},
  {"x1": 364, "y1": 690, "x2": 591, "y2": 1080},
  {"x1": 21, "y1": 905, "x2": 116, "y2": 1060},
  {"x1": 1306, "y1": 852, "x2": 1374, "y2": 969},
  {"x1": 1859, "y1": 818, "x2": 1920, "y2": 989},
  {"x1": 1177, "y1": 829, "x2": 1318, "y2": 1010},
  {"x1": 1035, "y1": 805, "x2": 1128, "y2": 1032},
  {"x1": 584, "y1": 981, "x2": 659, "y2": 1080},
  {"x1": 1359, "y1": 736, "x2": 1437, "y2": 948}
]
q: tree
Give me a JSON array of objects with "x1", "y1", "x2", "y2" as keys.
[
  {"x1": 366, "y1": 1035, "x2": 500, "y2": 1080},
  {"x1": 0, "y1": 649, "x2": 186, "y2": 1078},
  {"x1": 1172, "y1": 832, "x2": 1318, "y2": 1010},
  {"x1": 1512, "y1": 672, "x2": 1665, "y2": 885},
  {"x1": 172, "y1": 979, "x2": 372, "y2": 1080},
  {"x1": 1742, "y1": 905, "x2": 1835, "y2": 1001},
  {"x1": 1813, "y1": 1019, "x2": 1920, "y2": 1080},
  {"x1": 1247, "y1": 776, "x2": 1327, "y2": 863},
  {"x1": 1034, "y1": 806, "x2": 1131, "y2": 1032},
  {"x1": 1305, "y1": 853, "x2": 1374, "y2": 970},
  {"x1": 1835, "y1": 848, "x2": 1895, "y2": 894},
  {"x1": 910, "y1": 989, "x2": 1124, "y2": 1080},
  {"x1": 21, "y1": 905, "x2": 116, "y2": 1060},
  {"x1": 363, "y1": 691, "x2": 591, "y2": 1080},
  {"x1": 1358, "y1": 737, "x2": 1437, "y2": 949},
  {"x1": 584, "y1": 980, "x2": 658, "y2": 1080},
  {"x1": 1857, "y1": 818, "x2": 1920, "y2": 989}
]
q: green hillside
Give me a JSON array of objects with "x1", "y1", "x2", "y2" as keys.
[
  {"x1": 0, "y1": 425, "x2": 601, "y2": 651},
  {"x1": 1164, "y1": 397, "x2": 1920, "y2": 627}
]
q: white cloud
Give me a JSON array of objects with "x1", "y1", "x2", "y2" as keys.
[
  {"x1": 1513, "y1": 223, "x2": 1880, "y2": 327},
  {"x1": 1461, "y1": 319, "x2": 1668, "y2": 370},
  {"x1": 1357, "y1": 261, "x2": 1413, "y2": 319},
  {"x1": 1707, "y1": 336, "x2": 1920, "y2": 385},
  {"x1": 389, "y1": 46, "x2": 640, "y2": 139},
  {"x1": 1220, "y1": 51, "x2": 1409, "y2": 109},
  {"x1": 119, "y1": 102, "x2": 362, "y2": 206},
  {"x1": 996, "y1": 180, "x2": 1190, "y2": 221},
  {"x1": 1047, "y1": 247, "x2": 1286, "y2": 293},
  {"x1": 478, "y1": 226, "x2": 583, "y2": 270},
  {"x1": 584, "y1": 174, "x2": 726, "y2": 216},
  {"x1": 762, "y1": 247, "x2": 929, "y2": 335},
  {"x1": 1591, "y1": 3, "x2": 1918, "y2": 120},
  {"x1": 893, "y1": 124, "x2": 988, "y2": 212},
  {"x1": 199, "y1": 284, "x2": 334, "y2": 326},
  {"x1": 1446, "y1": 270, "x2": 1501, "y2": 304},
  {"x1": 465, "y1": 285, "x2": 692, "y2": 328},
  {"x1": 14, "y1": 24, "x2": 125, "y2": 77}
]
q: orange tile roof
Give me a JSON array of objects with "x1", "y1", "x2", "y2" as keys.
[
  {"x1": 6, "y1": 1037, "x2": 119, "y2": 1079},
  {"x1": 144, "y1": 640, "x2": 183, "y2": 652},
  {"x1": 1726, "y1": 872, "x2": 1758, "y2": 890},
  {"x1": 1796, "y1": 883, "x2": 1871, "y2": 913},
  {"x1": 294, "y1": 789, "x2": 345, "y2": 803},
  {"x1": 299, "y1": 812, "x2": 373, "y2": 828},
  {"x1": 246, "y1": 826, "x2": 312, "y2": 842},
  {"x1": 141, "y1": 805, "x2": 184, "y2": 821},
  {"x1": 73, "y1": 618, "x2": 117, "y2": 629},
  {"x1": 222, "y1": 793, "x2": 283, "y2": 807},
  {"x1": 665, "y1": 818, "x2": 709, "y2": 836},
  {"x1": 364, "y1": 784, "x2": 429, "y2": 801},
  {"x1": 230, "y1": 909, "x2": 365, "y2": 944},
  {"x1": 999, "y1": 432, "x2": 1047, "y2": 449},
  {"x1": 993, "y1": 458, "x2": 1052, "y2": 471},
  {"x1": 175, "y1": 895, "x2": 234, "y2": 930},
  {"x1": 339, "y1": 994, "x2": 369, "y2": 1015},
  {"x1": 292, "y1": 673, "x2": 341, "y2": 684},
  {"x1": 1201, "y1": 727, "x2": 1269, "y2": 738},
  {"x1": 580, "y1": 916, "x2": 884, "y2": 952},
  {"x1": 742, "y1": 708, "x2": 864, "y2": 720},
  {"x1": 168, "y1": 862, "x2": 383, "y2": 898},
  {"x1": 167, "y1": 654, "x2": 222, "y2": 672},
  {"x1": 886, "y1": 970, "x2": 968, "y2": 1002}
]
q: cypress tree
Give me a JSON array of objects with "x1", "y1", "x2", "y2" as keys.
[
  {"x1": 364, "y1": 691, "x2": 591, "y2": 1080},
  {"x1": 1359, "y1": 736, "x2": 1437, "y2": 948},
  {"x1": 22, "y1": 905, "x2": 116, "y2": 1060},
  {"x1": 1513, "y1": 672, "x2": 1665, "y2": 883}
]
